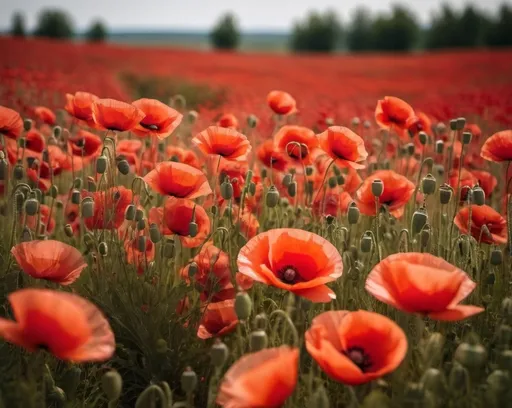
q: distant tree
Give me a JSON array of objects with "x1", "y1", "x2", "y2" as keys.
[
  {"x1": 86, "y1": 20, "x2": 108, "y2": 43},
  {"x1": 33, "y1": 9, "x2": 74, "y2": 39},
  {"x1": 290, "y1": 10, "x2": 342, "y2": 52},
  {"x1": 10, "y1": 12, "x2": 26, "y2": 37},
  {"x1": 458, "y1": 5, "x2": 487, "y2": 47},
  {"x1": 346, "y1": 7, "x2": 374, "y2": 52},
  {"x1": 210, "y1": 13, "x2": 240, "y2": 50},
  {"x1": 371, "y1": 5, "x2": 419, "y2": 52},
  {"x1": 485, "y1": 4, "x2": 512, "y2": 47}
]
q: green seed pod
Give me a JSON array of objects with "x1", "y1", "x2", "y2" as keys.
[
  {"x1": 48, "y1": 387, "x2": 66, "y2": 407},
  {"x1": 266, "y1": 186, "x2": 280, "y2": 208},
  {"x1": 424, "y1": 332, "x2": 445, "y2": 367},
  {"x1": 247, "y1": 114, "x2": 258, "y2": 128},
  {"x1": 421, "y1": 174, "x2": 437, "y2": 195},
  {"x1": 235, "y1": 292, "x2": 252, "y2": 320},
  {"x1": 137, "y1": 236, "x2": 147, "y2": 253},
  {"x1": 406, "y1": 143, "x2": 415, "y2": 156},
  {"x1": 155, "y1": 338, "x2": 167, "y2": 354},
  {"x1": 248, "y1": 181, "x2": 256, "y2": 196},
  {"x1": 81, "y1": 198, "x2": 94, "y2": 218},
  {"x1": 64, "y1": 224, "x2": 74, "y2": 237},
  {"x1": 13, "y1": 164, "x2": 24, "y2": 180},
  {"x1": 135, "y1": 385, "x2": 166, "y2": 408},
  {"x1": 486, "y1": 370, "x2": 509, "y2": 405},
  {"x1": 456, "y1": 117, "x2": 466, "y2": 130},
  {"x1": 348, "y1": 202, "x2": 360, "y2": 225},
  {"x1": 280, "y1": 197, "x2": 289, "y2": 207},
  {"x1": 125, "y1": 204, "x2": 136, "y2": 221},
  {"x1": 24, "y1": 198, "x2": 39, "y2": 216},
  {"x1": 305, "y1": 166, "x2": 314, "y2": 176},
  {"x1": 372, "y1": 179, "x2": 384, "y2": 197},
  {"x1": 309, "y1": 385, "x2": 330, "y2": 408},
  {"x1": 163, "y1": 241, "x2": 175, "y2": 258},
  {"x1": 87, "y1": 178, "x2": 97, "y2": 192},
  {"x1": 210, "y1": 204, "x2": 218, "y2": 216},
  {"x1": 181, "y1": 368, "x2": 197, "y2": 393},
  {"x1": 211, "y1": 339, "x2": 229, "y2": 368},
  {"x1": 420, "y1": 228, "x2": 431, "y2": 248},
  {"x1": 496, "y1": 324, "x2": 512, "y2": 348},
  {"x1": 117, "y1": 159, "x2": 130, "y2": 175},
  {"x1": 98, "y1": 242, "x2": 108, "y2": 256},
  {"x1": 189, "y1": 221, "x2": 198, "y2": 237},
  {"x1": 187, "y1": 261, "x2": 198, "y2": 278},
  {"x1": 336, "y1": 175, "x2": 345, "y2": 186},
  {"x1": 149, "y1": 223, "x2": 161, "y2": 243},
  {"x1": 490, "y1": 248, "x2": 503, "y2": 265},
  {"x1": 418, "y1": 131, "x2": 428, "y2": 145},
  {"x1": 449, "y1": 119, "x2": 457, "y2": 131},
  {"x1": 352, "y1": 117, "x2": 361, "y2": 126},
  {"x1": 245, "y1": 169, "x2": 253, "y2": 185},
  {"x1": 260, "y1": 167, "x2": 267, "y2": 179},
  {"x1": 361, "y1": 390, "x2": 392, "y2": 408},
  {"x1": 23, "y1": 118, "x2": 32, "y2": 131},
  {"x1": 472, "y1": 186, "x2": 485, "y2": 206},
  {"x1": 96, "y1": 155, "x2": 108, "y2": 174},
  {"x1": 462, "y1": 131, "x2": 472, "y2": 145},
  {"x1": 71, "y1": 189, "x2": 81, "y2": 205},
  {"x1": 220, "y1": 181, "x2": 233, "y2": 200},
  {"x1": 439, "y1": 184, "x2": 453, "y2": 204},
  {"x1": 411, "y1": 209, "x2": 428, "y2": 235},
  {"x1": 435, "y1": 140, "x2": 444, "y2": 154},
  {"x1": 250, "y1": 330, "x2": 268, "y2": 352},
  {"x1": 254, "y1": 313, "x2": 268, "y2": 330},
  {"x1": 455, "y1": 341, "x2": 487, "y2": 369},
  {"x1": 421, "y1": 368, "x2": 446, "y2": 396},
  {"x1": 282, "y1": 173, "x2": 292, "y2": 188},
  {"x1": 328, "y1": 176, "x2": 337, "y2": 189},
  {"x1": 360, "y1": 234, "x2": 373, "y2": 253},
  {"x1": 287, "y1": 181, "x2": 297, "y2": 197},
  {"x1": 21, "y1": 226, "x2": 32, "y2": 242},
  {"x1": 186, "y1": 110, "x2": 198, "y2": 125},
  {"x1": 136, "y1": 218, "x2": 146, "y2": 231}
]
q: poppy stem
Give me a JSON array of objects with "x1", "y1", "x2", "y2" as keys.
[
  {"x1": 374, "y1": 198, "x2": 382, "y2": 262},
  {"x1": 313, "y1": 159, "x2": 335, "y2": 204}
]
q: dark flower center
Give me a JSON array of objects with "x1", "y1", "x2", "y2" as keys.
[
  {"x1": 142, "y1": 123, "x2": 159, "y2": 131},
  {"x1": 36, "y1": 343, "x2": 50, "y2": 351},
  {"x1": 278, "y1": 265, "x2": 301, "y2": 284},
  {"x1": 287, "y1": 144, "x2": 308, "y2": 160},
  {"x1": 345, "y1": 347, "x2": 373, "y2": 373}
]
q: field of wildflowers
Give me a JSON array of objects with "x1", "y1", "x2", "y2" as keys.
[{"x1": 0, "y1": 37, "x2": 512, "y2": 408}]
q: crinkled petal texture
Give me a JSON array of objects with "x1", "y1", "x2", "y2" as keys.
[
  {"x1": 217, "y1": 346, "x2": 299, "y2": 407},
  {"x1": 454, "y1": 205, "x2": 507, "y2": 245},
  {"x1": 132, "y1": 98, "x2": 183, "y2": 140},
  {"x1": 274, "y1": 125, "x2": 318, "y2": 166},
  {"x1": 366, "y1": 253, "x2": 484, "y2": 321},
  {"x1": 481, "y1": 130, "x2": 512, "y2": 162},
  {"x1": 257, "y1": 139, "x2": 289, "y2": 172},
  {"x1": 193, "y1": 126, "x2": 251, "y2": 161},
  {"x1": 143, "y1": 161, "x2": 212, "y2": 199},
  {"x1": 375, "y1": 96, "x2": 415, "y2": 131},
  {"x1": 164, "y1": 197, "x2": 211, "y2": 248},
  {"x1": 92, "y1": 98, "x2": 145, "y2": 132},
  {"x1": 318, "y1": 126, "x2": 368, "y2": 169},
  {"x1": 0, "y1": 106, "x2": 23, "y2": 139},
  {"x1": 197, "y1": 299, "x2": 238, "y2": 339},
  {"x1": 65, "y1": 91, "x2": 99, "y2": 127},
  {"x1": 356, "y1": 170, "x2": 415, "y2": 218},
  {"x1": 267, "y1": 90, "x2": 297, "y2": 116},
  {"x1": 11, "y1": 240, "x2": 87, "y2": 285},
  {"x1": 305, "y1": 310, "x2": 407, "y2": 386},
  {"x1": 237, "y1": 228, "x2": 343, "y2": 303},
  {"x1": 0, "y1": 289, "x2": 115, "y2": 362}
]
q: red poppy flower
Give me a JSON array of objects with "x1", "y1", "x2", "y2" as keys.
[
  {"x1": 217, "y1": 113, "x2": 239, "y2": 129},
  {"x1": 454, "y1": 205, "x2": 507, "y2": 244},
  {"x1": 34, "y1": 106, "x2": 56, "y2": 126},
  {"x1": 464, "y1": 123, "x2": 482, "y2": 140},
  {"x1": 481, "y1": 130, "x2": 512, "y2": 162},
  {"x1": 92, "y1": 98, "x2": 145, "y2": 132},
  {"x1": 318, "y1": 126, "x2": 368, "y2": 169},
  {"x1": 238, "y1": 228, "x2": 343, "y2": 302},
  {"x1": 0, "y1": 106, "x2": 23, "y2": 139},
  {"x1": 11, "y1": 240, "x2": 87, "y2": 285},
  {"x1": 375, "y1": 96, "x2": 415, "y2": 132},
  {"x1": 313, "y1": 191, "x2": 353, "y2": 218},
  {"x1": 65, "y1": 91, "x2": 99, "y2": 127},
  {"x1": 355, "y1": 170, "x2": 415, "y2": 218},
  {"x1": 406, "y1": 111, "x2": 432, "y2": 135},
  {"x1": 343, "y1": 167, "x2": 363, "y2": 195},
  {"x1": 197, "y1": 299, "x2": 238, "y2": 339},
  {"x1": 68, "y1": 130, "x2": 103, "y2": 162},
  {"x1": 448, "y1": 168, "x2": 477, "y2": 201},
  {"x1": 471, "y1": 170, "x2": 497, "y2": 197},
  {"x1": 267, "y1": 90, "x2": 297, "y2": 116},
  {"x1": 166, "y1": 146, "x2": 201, "y2": 169},
  {"x1": 193, "y1": 126, "x2": 251, "y2": 162},
  {"x1": 84, "y1": 186, "x2": 133, "y2": 230},
  {"x1": 143, "y1": 161, "x2": 211, "y2": 199},
  {"x1": 0, "y1": 289, "x2": 115, "y2": 362},
  {"x1": 257, "y1": 139, "x2": 288, "y2": 172},
  {"x1": 217, "y1": 346, "x2": 299, "y2": 407},
  {"x1": 274, "y1": 125, "x2": 318, "y2": 167},
  {"x1": 306, "y1": 310, "x2": 407, "y2": 386},
  {"x1": 25, "y1": 129, "x2": 46, "y2": 152},
  {"x1": 366, "y1": 253, "x2": 485, "y2": 321},
  {"x1": 124, "y1": 233, "x2": 156, "y2": 275},
  {"x1": 131, "y1": 98, "x2": 183, "y2": 140},
  {"x1": 163, "y1": 197, "x2": 211, "y2": 248}
]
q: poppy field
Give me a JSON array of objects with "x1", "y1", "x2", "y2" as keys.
[{"x1": 1, "y1": 36, "x2": 512, "y2": 408}]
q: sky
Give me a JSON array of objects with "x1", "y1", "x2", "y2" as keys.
[{"x1": 1, "y1": 0, "x2": 509, "y2": 31}]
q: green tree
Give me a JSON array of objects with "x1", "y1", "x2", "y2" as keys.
[
  {"x1": 290, "y1": 10, "x2": 342, "y2": 53},
  {"x1": 10, "y1": 12, "x2": 26, "y2": 37},
  {"x1": 346, "y1": 7, "x2": 374, "y2": 52},
  {"x1": 371, "y1": 5, "x2": 419, "y2": 52},
  {"x1": 485, "y1": 4, "x2": 512, "y2": 47},
  {"x1": 86, "y1": 20, "x2": 108, "y2": 43},
  {"x1": 33, "y1": 9, "x2": 74, "y2": 39},
  {"x1": 210, "y1": 13, "x2": 240, "y2": 50}
]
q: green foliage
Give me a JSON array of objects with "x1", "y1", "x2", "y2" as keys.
[
  {"x1": 371, "y1": 5, "x2": 419, "y2": 52},
  {"x1": 85, "y1": 20, "x2": 108, "y2": 43},
  {"x1": 10, "y1": 12, "x2": 26, "y2": 38},
  {"x1": 209, "y1": 13, "x2": 240, "y2": 50},
  {"x1": 33, "y1": 9, "x2": 74, "y2": 40},
  {"x1": 346, "y1": 7, "x2": 374, "y2": 52},
  {"x1": 290, "y1": 10, "x2": 342, "y2": 53},
  {"x1": 484, "y1": 4, "x2": 512, "y2": 47}
]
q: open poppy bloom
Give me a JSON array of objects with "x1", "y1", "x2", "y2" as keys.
[
  {"x1": 83, "y1": 186, "x2": 133, "y2": 230},
  {"x1": 0, "y1": 289, "x2": 115, "y2": 362},
  {"x1": 313, "y1": 190, "x2": 353, "y2": 218},
  {"x1": 163, "y1": 197, "x2": 211, "y2": 248},
  {"x1": 464, "y1": 123, "x2": 482, "y2": 140},
  {"x1": 0, "y1": 106, "x2": 23, "y2": 139},
  {"x1": 257, "y1": 139, "x2": 289, "y2": 172},
  {"x1": 480, "y1": 130, "x2": 512, "y2": 162},
  {"x1": 92, "y1": 98, "x2": 145, "y2": 132},
  {"x1": 217, "y1": 113, "x2": 239, "y2": 129},
  {"x1": 237, "y1": 228, "x2": 343, "y2": 302},
  {"x1": 34, "y1": 106, "x2": 56, "y2": 126},
  {"x1": 406, "y1": 111, "x2": 432, "y2": 135},
  {"x1": 197, "y1": 299, "x2": 238, "y2": 339},
  {"x1": 193, "y1": 126, "x2": 251, "y2": 162},
  {"x1": 274, "y1": 125, "x2": 319, "y2": 167},
  {"x1": 65, "y1": 91, "x2": 99, "y2": 128},
  {"x1": 25, "y1": 129, "x2": 46, "y2": 152},
  {"x1": 375, "y1": 96, "x2": 415, "y2": 134},
  {"x1": 306, "y1": 310, "x2": 407, "y2": 385},
  {"x1": 131, "y1": 98, "x2": 183, "y2": 140},
  {"x1": 366, "y1": 253, "x2": 485, "y2": 321},
  {"x1": 454, "y1": 205, "x2": 507, "y2": 244},
  {"x1": 166, "y1": 146, "x2": 201, "y2": 169},
  {"x1": 217, "y1": 346, "x2": 299, "y2": 407},
  {"x1": 144, "y1": 161, "x2": 212, "y2": 199},
  {"x1": 68, "y1": 130, "x2": 103, "y2": 162},
  {"x1": 318, "y1": 126, "x2": 368, "y2": 169},
  {"x1": 11, "y1": 240, "x2": 87, "y2": 285},
  {"x1": 355, "y1": 170, "x2": 415, "y2": 218},
  {"x1": 267, "y1": 90, "x2": 297, "y2": 116}
]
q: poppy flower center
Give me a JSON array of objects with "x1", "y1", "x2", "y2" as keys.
[
  {"x1": 278, "y1": 266, "x2": 302, "y2": 284},
  {"x1": 345, "y1": 347, "x2": 372, "y2": 373},
  {"x1": 142, "y1": 123, "x2": 159, "y2": 131},
  {"x1": 36, "y1": 343, "x2": 50, "y2": 351},
  {"x1": 286, "y1": 144, "x2": 308, "y2": 160}
]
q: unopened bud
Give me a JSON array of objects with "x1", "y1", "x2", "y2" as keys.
[
  {"x1": 347, "y1": 203, "x2": 360, "y2": 225},
  {"x1": 211, "y1": 340, "x2": 229, "y2": 368},
  {"x1": 24, "y1": 198, "x2": 39, "y2": 216},
  {"x1": 117, "y1": 159, "x2": 130, "y2": 175},
  {"x1": 98, "y1": 242, "x2": 108, "y2": 256},
  {"x1": 189, "y1": 222, "x2": 198, "y2": 237},
  {"x1": 449, "y1": 119, "x2": 457, "y2": 131},
  {"x1": 23, "y1": 119, "x2": 32, "y2": 131},
  {"x1": 360, "y1": 233, "x2": 373, "y2": 253},
  {"x1": 456, "y1": 117, "x2": 466, "y2": 130},
  {"x1": 372, "y1": 179, "x2": 384, "y2": 197},
  {"x1": 462, "y1": 131, "x2": 472, "y2": 145},
  {"x1": 491, "y1": 248, "x2": 503, "y2": 265},
  {"x1": 64, "y1": 224, "x2": 74, "y2": 237},
  {"x1": 472, "y1": 186, "x2": 485, "y2": 205},
  {"x1": 71, "y1": 189, "x2": 81, "y2": 205},
  {"x1": 435, "y1": 140, "x2": 444, "y2": 154},
  {"x1": 266, "y1": 186, "x2": 280, "y2": 208},
  {"x1": 254, "y1": 313, "x2": 267, "y2": 330},
  {"x1": 181, "y1": 368, "x2": 197, "y2": 393},
  {"x1": 418, "y1": 131, "x2": 428, "y2": 145},
  {"x1": 96, "y1": 155, "x2": 108, "y2": 174},
  {"x1": 101, "y1": 370, "x2": 122, "y2": 402},
  {"x1": 235, "y1": 292, "x2": 252, "y2": 320},
  {"x1": 81, "y1": 198, "x2": 94, "y2": 218},
  {"x1": 125, "y1": 204, "x2": 136, "y2": 221},
  {"x1": 136, "y1": 218, "x2": 146, "y2": 231},
  {"x1": 455, "y1": 341, "x2": 487, "y2": 369},
  {"x1": 411, "y1": 208, "x2": 428, "y2": 235},
  {"x1": 220, "y1": 181, "x2": 233, "y2": 200},
  {"x1": 137, "y1": 236, "x2": 147, "y2": 253},
  {"x1": 439, "y1": 184, "x2": 453, "y2": 204},
  {"x1": 287, "y1": 181, "x2": 297, "y2": 197},
  {"x1": 249, "y1": 330, "x2": 268, "y2": 352},
  {"x1": 13, "y1": 164, "x2": 24, "y2": 180},
  {"x1": 149, "y1": 223, "x2": 161, "y2": 243},
  {"x1": 421, "y1": 174, "x2": 437, "y2": 195},
  {"x1": 282, "y1": 173, "x2": 292, "y2": 188}
]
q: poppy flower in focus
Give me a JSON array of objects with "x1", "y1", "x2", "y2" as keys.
[
  {"x1": 481, "y1": 130, "x2": 512, "y2": 162},
  {"x1": 68, "y1": 130, "x2": 103, "y2": 162},
  {"x1": 217, "y1": 346, "x2": 299, "y2": 407},
  {"x1": 267, "y1": 90, "x2": 297, "y2": 116},
  {"x1": 375, "y1": 96, "x2": 415, "y2": 133},
  {"x1": 144, "y1": 161, "x2": 211, "y2": 199},
  {"x1": 274, "y1": 125, "x2": 318, "y2": 167},
  {"x1": 84, "y1": 186, "x2": 133, "y2": 230},
  {"x1": 131, "y1": 98, "x2": 183, "y2": 140},
  {"x1": 0, "y1": 289, "x2": 115, "y2": 362},
  {"x1": 65, "y1": 91, "x2": 99, "y2": 128},
  {"x1": 318, "y1": 126, "x2": 368, "y2": 169},
  {"x1": 355, "y1": 170, "x2": 415, "y2": 218},
  {"x1": 163, "y1": 197, "x2": 211, "y2": 248},
  {"x1": 257, "y1": 139, "x2": 288, "y2": 172},
  {"x1": 366, "y1": 253, "x2": 485, "y2": 321},
  {"x1": 217, "y1": 113, "x2": 239, "y2": 129},
  {"x1": 237, "y1": 228, "x2": 343, "y2": 302},
  {"x1": 166, "y1": 146, "x2": 201, "y2": 169},
  {"x1": 124, "y1": 233, "x2": 156, "y2": 275},
  {"x1": 11, "y1": 240, "x2": 87, "y2": 285},
  {"x1": 92, "y1": 98, "x2": 145, "y2": 132},
  {"x1": 193, "y1": 126, "x2": 251, "y2": 162},
  {"x1": 454, "y1": 205, "x2": 507, "y2": 244},
  {"x1": 34, "y1": 106, "x2": 56, "y2": 126},
  {"x1": 197, "y1": 299, "x2": 238, "y2": 339},
  {"x1": 305, "y1": 310, "x2": 407, "y2": 386},
  {"x1": 471, "y1": 170, "x2": 497, "y2": 197},
  {"x1": 448, "y1": 168, "x2": 477, "y2": 201},
  {"x1": 0, "y1": 106, "x2": 23, "y2": 139}
]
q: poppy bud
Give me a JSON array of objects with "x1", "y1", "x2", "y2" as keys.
[
  {"x1": 136, "y1": 218, "x2": 146, "y2": 231},
  {"x1": 360, "y1": 233, "x2": 373, "y2": 253},
  {"x1": 137, "y1": 236, "x2": 147, "y2": 253},
  {"x1": 64, "y1": 224, "x2": 74, "y2": 237},
  {"x1": 13, "y1": 164, "x2": 24, "y2": 180},
  {"x1": 418, "y1": 131, "x2": 428, "y2": 145},
  {"x1": 117, "y1": 159, "x2": 130, "y2": 175},
  {"x1": 189, "y1": 221, "x2": 198, "y2": 237},
  {"x1": 46, "y1": 184, "x2": 58, "y2": 199},
  {"x1": 248, "y1": 182, "x2": 256, "y2": 196},
  {"x1": 424, "y1": 332, "x2": 445, "y2": 366},
  {"x1": 133, "y1": 208, "x2": 143, "y2": 221},
  {"x1": 486, "y1": 370, "x2": 509, "y2": 405},
  {"x1": 220, "y1": 180, "x2": 233, "y2": 200},
  {"x1": 403, "y1": 383, "x2": 426, "y2": 405},
  {"x1": 449, "y1": 119, "x2": 457, "y2": 131},
  {"x1": 491, "y1": 248, "x2": 503, "y2": 265},
  {"x1": 325, "y1": 176, "x2": 335, "y2": 189},
  {"x1": 421, "y1": 174, "x2": 437, "y2": 195},
  {"x1": 306, "y1": 166, "x2": 314, "y2": 176},
  {"x1": 309, "y1": 385, "x2": 330, "y2": 408},
  {"x1": 420, "y1": 228, "x2": 431, "y2": 248},
  {"x1": 135, "y1": 385, "x2": 166, "y2": 408},
  {"x1": 154, "y1": 338, "x2": 167, "y2": 354},
  {"x1": 372, "y1": 179, "x2": 384, "y2": 197},
  {"x1": 81, "y1": 198, "x2": 94, "y2": 218},
  {"x1": 162, "y1": 240, "x2": 175, "y2": 259},
  {"x1": 22, "y1": 118, "x2": 33, "y2": 131},
  {"x1": 211, "y1": 339, "x2": 229, "y2": 368},
  {"x1": 336, "y1": 175, "x2": 345, "y2": 186},
  {"x1": 406, "y1": 143, "x2": 415, "y2": 156},
  {"x1": 266, "y1": 186, "x2": 280, "y2": 208},
  {"x1": 149, "y1": 223, "x2": 161, "y2": 243},
  {"x1": 282, "y1": 173, "x2": 292, "y2": 188},
  {"x1": 24, "y1": 198, "x2": 39, "y2": 216},
  {"x1": 95, "y1": 155, "x2": 108, "y2": 174},
  {"x1": 439, "y1": 184, "x2": 453, "y2": 204},
  {"x1": 435, "y1": 140, "x2": 444, "y2": 154},
  {"x1": 210, "y1": 205, "x2": 218, "y2": 216},
  {"x1": 260, "y1": 168, "x2": 267, "y2": 179},
  {"x1": 421, "y1": 368, "x2": 446, "y2": 396},
  {"x1": 411, "y1": 208, "x2": 428, "y2": 235},
  {"x1": 448, "y1": 363, "x2": 468, "y2": 395},
  {"x1": 287, "y1": 181, "x2": 297, "y2": 197},
  {"x1": 455, "y1": 341, "x2": 487, "y2": 369},
  {"x1": 235, "y1": 292, "x2": 252, "y2": 320},
  {"x1": 21, "y1": 226, "x2": 32, "y2": 242},
  {"x1": 472, "y1": 186, "x2": 485, "y2": 206},
  {"x1": 71, "y1": 189, "x2": 81, "y2": 205},
  {"x1": 254, "y1": 313, "x2": 268, "y2": 330},
  {"x1": 456, "y1": 117, "x2": 466, "y2": 130},
  {"x1": 124, "y1": 204, "x2": 136, "y2": 221},
  {"x1": 98, "y1": 242, "x2": 108, "y2": 256},
  {"x1": 458, "y1": 238, "x2": 470, "y2": 256},
  {"x1": 17, "y1": 137, "x2": 26, "y2": 149},
  {"x1": 361, "y1": 390, "x2": 391, "y2": 408},
  {"x1": 348, "y1": 203, "x2": 360, "y2": 225},
  {"x1": 436, "y1": 122, "x2": 446, "y2": 133},
  {"x1": 244, "y1": 169, "x2": 253, "y2": 185},
  {"x1": 461, "y1": 131, "x2": 472, "y2": 145},
  {"x1": 84, "y1": 233, "x2": 95, "y2": 249},
  {"x1": 223, "y1": 206, "x2": 232, "y2": 218},
  {"x1": 247, "y1": 114, "x2": 258, "y2": 128},
  {"x1": 86, "y1": 178, "x2": 96, "y2": 192},
  {"x1": 187, "y1": 261, "x2": 198, "y2": 278},
  {"x1": 186, "y1": 110, "x2": 198, "y2": 124},
  {"x1": 250, "y1": 330, "x2": 268, "y2": 352},
  {"x1": 181, "y1": 367, "x2": 197, "y2": 393}
]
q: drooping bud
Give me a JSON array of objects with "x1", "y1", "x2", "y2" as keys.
[
  {"x1": 421, "y1": 174, "x2": 437, "y2": 195},
  {"x1": 181, "y1": 367, "x2": 197, "y2": 394},
  {"x1": 266, "y1": 185, "x2": 280, "y2": 208},
  {"x1": 96, "y1": 155, "x2": 108, "y2": 174},
  {"x1": 249, "y1": 330, "x2": 268, "y2": 352},
  {"x1": 211, "y1": 339, "x2": 229, "y2": 368},
  {"x1": 234, "y1": 292, "x2": 252, "y2": 320},
  {"x1": 455, "y1": 340, "x2": 487, "y2": 369}
]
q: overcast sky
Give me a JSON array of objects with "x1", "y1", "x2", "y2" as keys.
[{"x1": 1, "y1": 0, "x2": 509, "y2": 31}]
